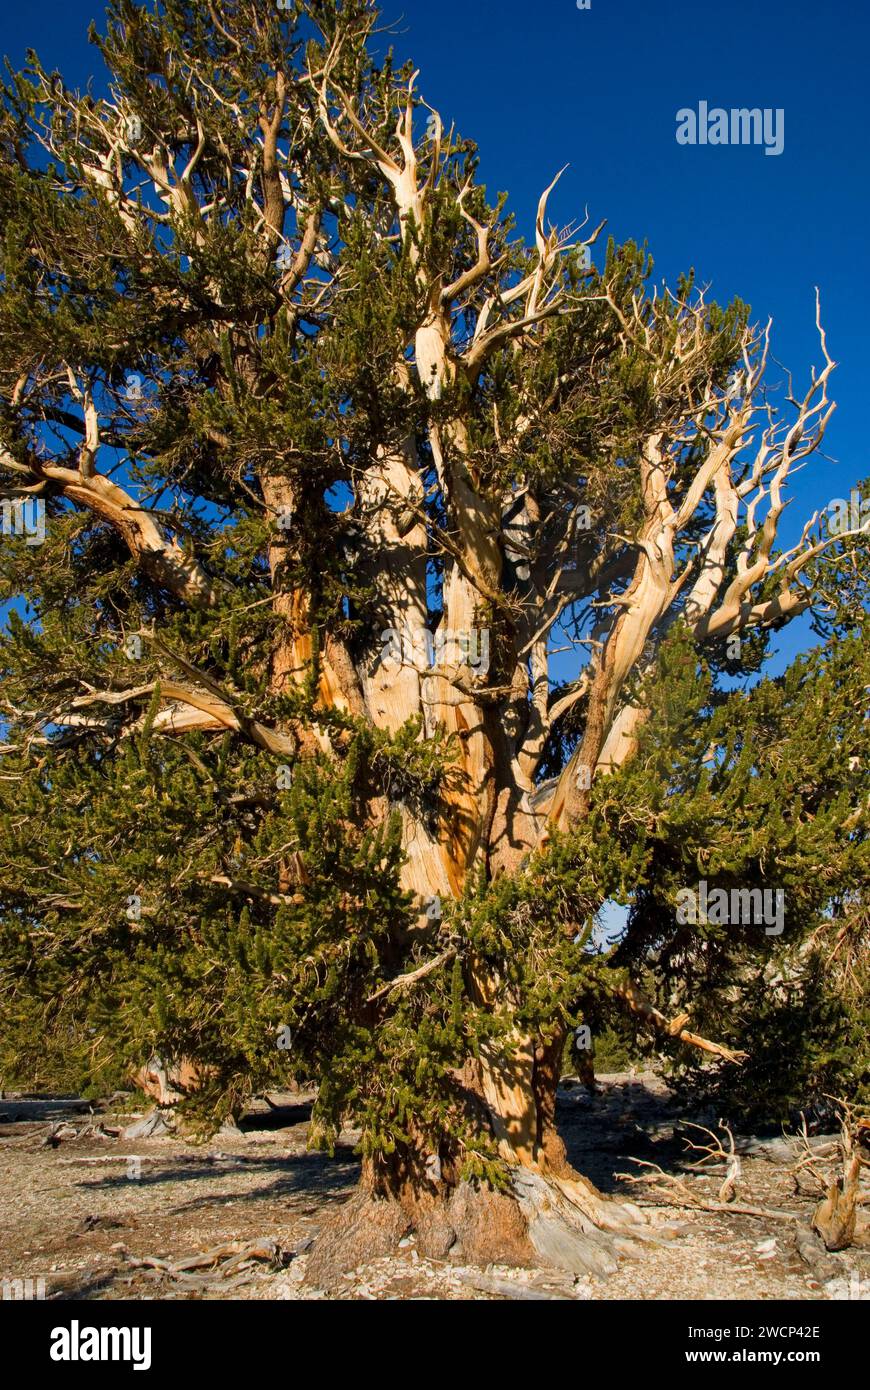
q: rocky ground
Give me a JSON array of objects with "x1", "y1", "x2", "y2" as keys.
[{"x1": 1, "y1": 1072, "x2": 867, "y2": 1301}]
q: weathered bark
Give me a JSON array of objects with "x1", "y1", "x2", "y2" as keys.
[{"x1": 131, "y1": 1055, "x2": 215, "y2": 1106}]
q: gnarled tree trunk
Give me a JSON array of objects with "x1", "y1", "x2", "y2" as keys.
[{"x1": 305, "y1": 1033, "x2": 673, "y2": 1285}]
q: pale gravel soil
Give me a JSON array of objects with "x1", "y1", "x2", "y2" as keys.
[{"x1": 0, "y1": 1073, "x2": 867, "y2": 1302}]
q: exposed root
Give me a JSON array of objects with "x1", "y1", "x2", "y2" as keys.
[
  {"x1": 305, "y1": 1164, "x2": 683, "y2": 1287},
  {"x1": 304, "y1": 1176, "x2": 538, "y2": 1287},
  {"x1": 304, "y1": 1189, "x2": 413, "y2": 1287},
  {"x1": 515, "y1": 1168, "x2": 681, "y2": 1279},
  {"x1": 122, "y1": 1108, "x2": 174, "y2": 1140}
]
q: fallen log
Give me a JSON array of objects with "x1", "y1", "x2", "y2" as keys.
[{"x1": 124, "y1": 1238, "x2": 290, "y2": 1286}]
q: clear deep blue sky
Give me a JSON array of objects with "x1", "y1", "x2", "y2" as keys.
[{"x1": 2, "y1": 0, "x2": 868, "y2": 672}]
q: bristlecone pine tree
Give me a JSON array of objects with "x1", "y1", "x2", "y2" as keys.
[{"x1": 1, "y1": 0, "x2": 868, "y2": 1281}]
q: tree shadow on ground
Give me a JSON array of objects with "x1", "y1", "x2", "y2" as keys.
[
  {"x1": 238, "y1": 1101, "x2": 313, "y2": 1132},
  {"x1": 72, "y1": 1147, "x2": 359, "y2": 1200}
]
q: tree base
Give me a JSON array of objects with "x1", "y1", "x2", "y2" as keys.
[{"x1": 304, "y1": 1165, "x2": 680, "y2": 1287}]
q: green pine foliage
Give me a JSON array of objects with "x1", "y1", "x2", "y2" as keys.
[{"x1": 583, "y1": 615, "x2": 870, "y2": 1121}]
